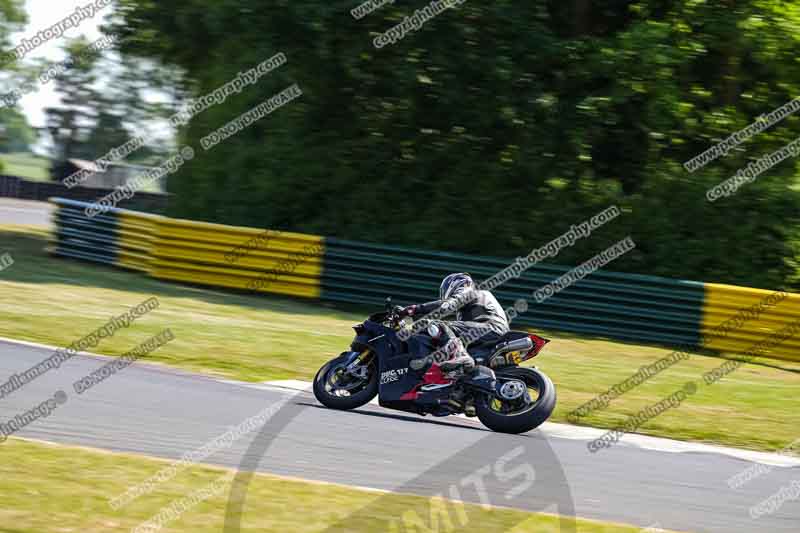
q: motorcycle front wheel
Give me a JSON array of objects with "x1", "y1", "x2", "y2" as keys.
[
  {"x1": 475, "y1": 366, "x2": 556, "y2": 434},
  {"x1": 313, "y1": 352, "x2": 378, "y2": 410}
]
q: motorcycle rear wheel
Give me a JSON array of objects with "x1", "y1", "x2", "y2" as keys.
[
  {"x1": 313, "y1": 353, "x2": 378, "y2": 410},
  {"x1": 475, "y1": 366, "x2": 556, "y2": 434}
]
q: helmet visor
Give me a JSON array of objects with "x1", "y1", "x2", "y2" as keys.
[{"x1": 440, "y1": 273, "x2": 472, "y2": 300}]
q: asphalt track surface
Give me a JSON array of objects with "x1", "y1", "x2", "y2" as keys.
[
  {"x1": 0, "y1": 199, "x2": 52, "y2": 227},
  {"x1": 1, "y1": 340, "x2": 799, "y2": 532}
]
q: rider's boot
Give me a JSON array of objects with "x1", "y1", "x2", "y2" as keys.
[{"x1": 438, "y1": 338, "x2": 476, "y2": 379}]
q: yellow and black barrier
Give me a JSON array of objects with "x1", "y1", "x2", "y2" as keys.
[
  {"x1": 116, "y1": 210, "x2": 162, "y2": 272},
  {"x1": 149, "y1": 216, "x2": 324, "y2": 299},
  {"x1": 49, "y1": 198, "x2": 800, "y2": 362},
  {"x1": 50, "y1": 198, "x2": 325, "y2": 299},
  {"x1": 701, "y1": 284, "x2": 800, "y2": 362}
]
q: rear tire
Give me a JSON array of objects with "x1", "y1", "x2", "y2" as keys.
[
  {"x1": 475, "y1": 366, "x2": 556, "y2": 434},
  {"x1": 313, "y1": 353, "x2": 378, "y2": 410}
]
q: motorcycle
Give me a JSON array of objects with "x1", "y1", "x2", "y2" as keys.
[{"x1": 313, "y1": 298, "x2": 557, "y2": 434}]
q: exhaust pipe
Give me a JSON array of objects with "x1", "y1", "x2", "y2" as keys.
[
  {"x1": 493, "y1": 337, "x2": 534, "y2": 357},
  {"x1": 489, "y1": 337, "x2": 533, "y2": 368}
]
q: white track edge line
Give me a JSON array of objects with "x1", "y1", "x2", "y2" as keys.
[
  {"x1": 259, "y1": 379, "x2": 800, "y2": 468},
  {"x1": 2, "y1": 336, "x2": 797, "y2": 468}
]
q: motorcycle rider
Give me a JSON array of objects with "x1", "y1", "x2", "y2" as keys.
[{"x1": 397, "y1": 273, "x2": 509, "y2": 376}]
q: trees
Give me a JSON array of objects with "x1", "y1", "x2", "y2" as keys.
[
  {"x1": 0, "y1": 105, "x2": 34, "y2": 153},
  {"x1": 0, "y1": 0, "x2": 26, "y2": 69},
  {"x1": 0, "y1": 1, "x2": 31, "y2": 116},
  {"x1": 44, "y1": 38, "x2": 105, "y2": 179},
  {"x1": 110, "y1": 0, "x2": 800, "y2": 289},
  {"x1": 44, "y1": 36, "x2": 170, "y2": 179}
]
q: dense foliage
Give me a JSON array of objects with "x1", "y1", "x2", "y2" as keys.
[
  {"x1": 0, "y1": 0, "x2": 29, "y2": 157},
  {"x1": 45, "y1": 39, "x2": 172, "y2": 180},
  {"x1": 111, "y1": 0, "x2": 800, "y2": 289},
  {"x1": 0, "y1": 106, "x2": 34, "y2": 153}
]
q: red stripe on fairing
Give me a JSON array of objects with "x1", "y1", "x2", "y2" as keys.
[
  {"x1": 423, "y1": 364, "x2": 451, "y2": 385},
  {"x1": 400, "y1": 387, "x2": 419, "y2": 400},
  {"x1": 400, "y1": 364, "x2": 452, "y2": 400}
]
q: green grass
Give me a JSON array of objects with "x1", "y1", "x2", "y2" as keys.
[
  {"x1": 1, "y1": 225, "x2": 799, "y2": 452},
  {"x1": 0, "y1": 152, "x2": 51, "y2": 181},
  {"x1": 0, "y1": 437, "x2": 676, "y2": 533}
]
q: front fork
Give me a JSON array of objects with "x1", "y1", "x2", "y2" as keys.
[{"x1": 344, "y1": 349, "x2": 373, "y2": 379}]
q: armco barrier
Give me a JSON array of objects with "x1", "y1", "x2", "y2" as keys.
[
  {"x1": 51, "y1": 198, "x2": 119, "y2": 266},
  {"x1": 701, "y1": 284, "x2": 800, "y2": 361},
  {"x1": 49, "y1": 198, "x2": 325, "y2": 299},
  {"x1": 149, "y1": 217, "x2": 324, "y2": 299},
  {"x1": 322, "y1": 237, "x2": 705, "y2": 347},
  {"x1": 116, "y1": 209, "x2": 162, "y2": 272},
  {"x1": 49, "y1": 198, "x2": 161, "y2": 271},
  {"x1": 47, "y1": 198, "x2": 800, "y2": 361}
]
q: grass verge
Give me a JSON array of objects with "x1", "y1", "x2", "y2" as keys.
[
  {"x1": 0, "y1": 437, "x2": 676, "y2": 533},
  {"x1": 0, "y1": 152, "x2": 51, "y2": 181},
  {"x1": 0, "y1": 226, "x2": 799, "y2": 452}
]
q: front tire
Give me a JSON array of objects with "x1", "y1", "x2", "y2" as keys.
[
  {"x1": 476, "y1": 366, "x2": 556, "y2": 434},
  {"x1": 313, "y1": 353, "x2": 378, "y2": 410}
]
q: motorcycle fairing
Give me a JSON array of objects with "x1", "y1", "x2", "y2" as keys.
[{"x1": 377, "y1": 351, "x2": 422, "y2": 413}]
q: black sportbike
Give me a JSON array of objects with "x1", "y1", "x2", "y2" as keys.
[{"x1": 313, "y1": 300, "x2": 556, "y2": 434}]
